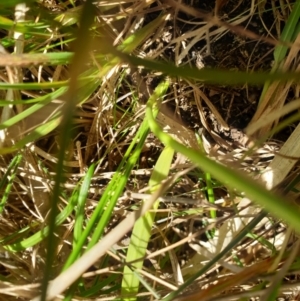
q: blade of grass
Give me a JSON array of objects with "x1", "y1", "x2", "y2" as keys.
[
  {"x1": 273, "y1": 0, "x2": 300, "y2": 67},
  {"x1": 0, "y1": 153, "x2": 22, "y2": 213},
  {"x1": 205, "y1": 172, "x2": 216, "y2": 219},
  {"x1": 0, "y1": 117, "x2": 62, "y2": 155},
  {"x1": 73, "y1": 163, "x2": 95, "y2": 249},
  {"x1": 121, "y1": 146, "x2": 174, "y2": 301},
  {"x1": 102, "y1": 47, "x2": 300, "y2": 85},
  {"x1": 258, "y1": 0, "x2": 300, "y2": 105},
  {"x1": 39, "y1": 1, "x2": 96, "y2": 300},
  {"x1": 0, "y1": 86, "x2": 67, "y2": 130},
  {"x1": 195, "y1": 132, "x2": 216, "y2": 220},
  {"x1": 0, "y1": 80, "x2": 68, "y2": 89},
  {"x1": 63, "y1": 163, "x2": 95, "y2": 301}
]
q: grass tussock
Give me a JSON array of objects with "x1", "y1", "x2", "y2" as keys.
[{"x1": 0, "y1": 1, "x2": 300, "y2": 301}]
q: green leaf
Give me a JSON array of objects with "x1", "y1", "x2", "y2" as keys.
[
  {"x1": 103, "y1": 47, "x2": 300, "y2": 85},
  {"x1": 121, "y1": 146, "x2": 174, "y2": 301},
  {"x1": 273, "y1": 0, "x2": 300, "y2": 65}
]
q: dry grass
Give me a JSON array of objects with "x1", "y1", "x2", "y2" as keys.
[{"x1": 0, "y1": 1, "x2": 299, "y2": 301}]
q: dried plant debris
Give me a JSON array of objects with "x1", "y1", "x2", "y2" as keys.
[{"x1": 0, "y1": 1, "x2": 299, "y2": 301}]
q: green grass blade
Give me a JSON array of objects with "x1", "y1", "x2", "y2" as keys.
[
  {"x1": 0, "y1": 153, "x2": 22, "y2": 213},
  {"x1": 39, "y1": 1, "x2": 97, "y2": 300},
  {"x1": 195, "y1": 132, "x2": 216, "y2": 220},
  {"x1": 205, "y1": 172, "x2": 216, "y2": 220},
  {"x1": 273, "y1": 0, "x2": 300, "y2": 66},
  {"x1": 73, "y1": 163, "x2": 95, "y2": 248},
  {"x1": 0, "y1": 117, "x2": 62, "y2": 155},
  {"x1": 121, "y1": 146, "x2": 174, "y2": 301},
  {"x1": 0, "y1": 87, "x2": 67, "y2": 130},
  {"x1": 0, "y1": 153, "x2": 22, "y2": 191},
  {"x1": 61, "y1": 162, "x2": 95, "y2": 301},
  {"x1": 0, "y1": 81, "x2": 68, "y2": 90},
  {"x1": 259, "y1": 0, "x2": 300, "y2": 104},
  {"x1": 102, "y1": 47, "x2": 300, "y2": 85}
]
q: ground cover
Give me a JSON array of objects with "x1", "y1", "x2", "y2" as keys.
[{"x1": 0, "y1": 1, "x2": 300, "y2": 300}]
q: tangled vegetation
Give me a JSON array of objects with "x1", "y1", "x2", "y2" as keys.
[{"x1": 0, "y1": 0, "x2": 300, "y2": 300}]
